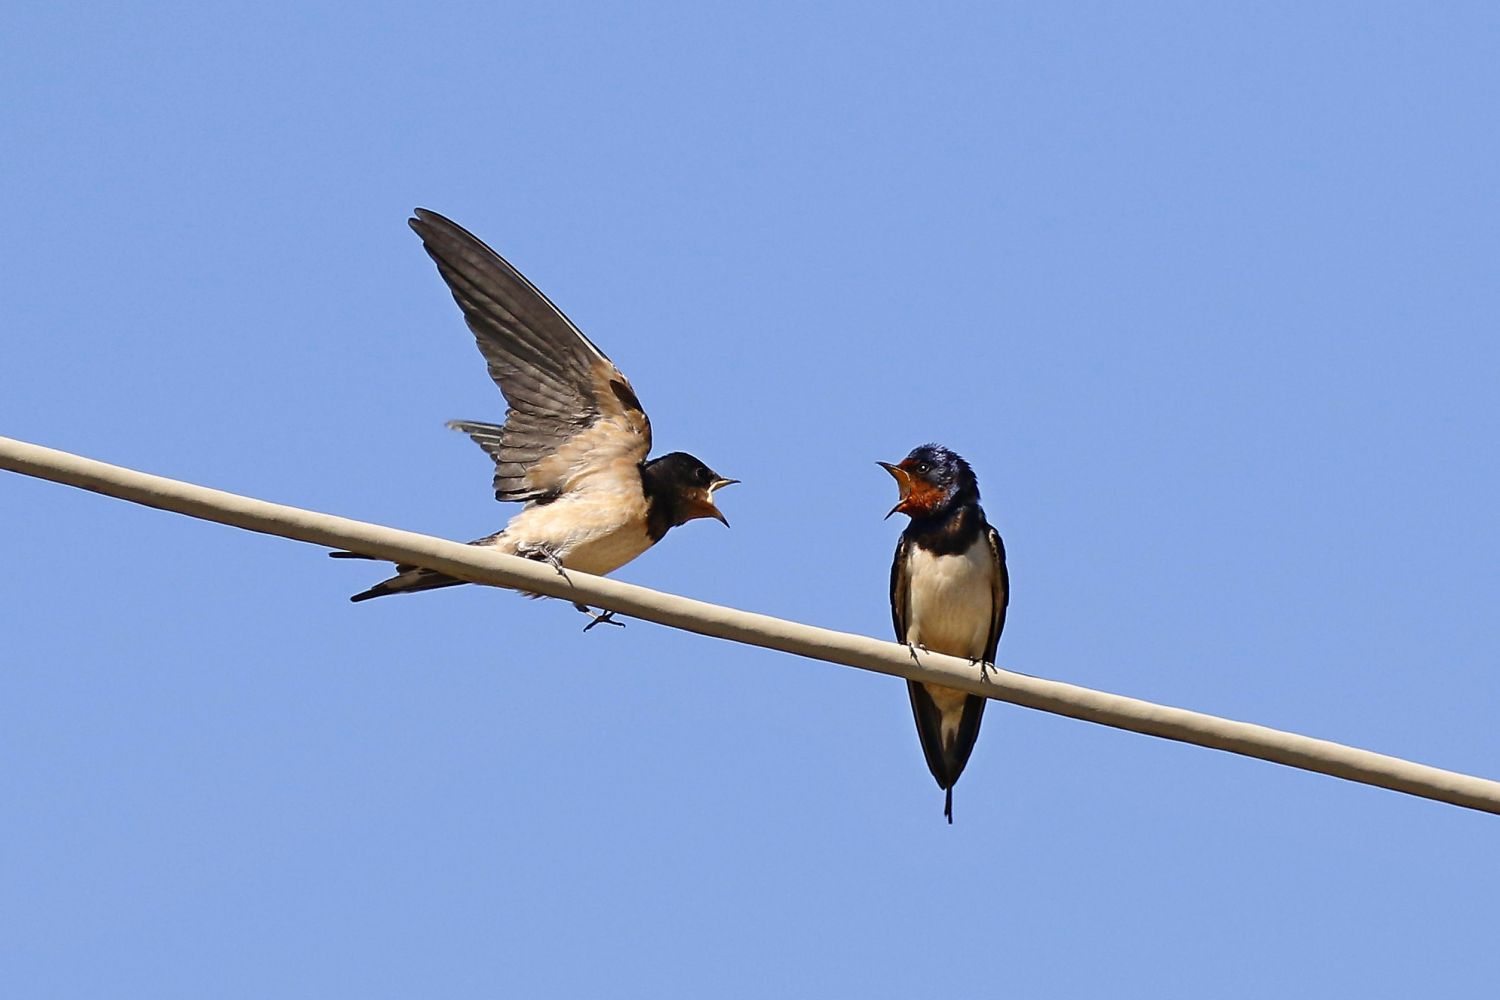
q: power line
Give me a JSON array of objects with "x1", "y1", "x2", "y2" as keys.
[{"x1": 3, "y1": 432, "x2": 1497, "y2": 816}]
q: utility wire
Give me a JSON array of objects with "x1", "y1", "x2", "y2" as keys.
[{"x1": 3, "y1": 433, "x2": 1497, "y2": 816}]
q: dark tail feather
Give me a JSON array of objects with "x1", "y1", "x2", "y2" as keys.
[
  {"x1": 908, "y1": 681, "x2": 987, "y2": 824},
  {"x1": 349, "y1": 567, "x2": 467, "y2": 602},
  {"x1": 338, "y1": 532, "x2": 509, "y2": 602}
]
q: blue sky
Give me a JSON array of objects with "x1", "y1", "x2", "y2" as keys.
[{"x1": 4, "y1": 3, "x2": 1499, "y2": 996}]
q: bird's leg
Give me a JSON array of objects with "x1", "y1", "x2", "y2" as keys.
[
  {"x1": 518, "y1": 543, "x2": 571, "y2": 582},
  {"x1": 575, "y1": 603, "x2": 625, "y2": 632},
  {"x1": 542, "y1": 549, "x2": 568, "y2": 579},
  {"x1": 906, "y1": 641, "x2": 930, "y2": 666},
  {"x1": 516, "y1": 545, "x2": 618, "y2": 631},
  {"x1": 971, "y1": 657, "x2": 995, "y2": 683}
]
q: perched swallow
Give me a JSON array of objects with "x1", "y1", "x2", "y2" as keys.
[
  {"x1": 336, "y1": 209, "x2": 736, "y2": 625},
  {"x1": 880, "y1": 444, "x2": 1008, "y2": 823}
]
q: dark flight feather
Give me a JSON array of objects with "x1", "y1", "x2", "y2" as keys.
[
  {"x1": 407, "y1": 209, "x2": 652, "y2": 504},
  {"x1": 339, "y1": 211, "x2": 731, "y2": 605}
]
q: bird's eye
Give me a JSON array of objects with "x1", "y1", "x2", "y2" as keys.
[
  {"x1": 697, "y1": 466, "x2": 712, "y2": 485},
  {"x1": 915, "y1": 462, "x2": 930, "y2": 475}
]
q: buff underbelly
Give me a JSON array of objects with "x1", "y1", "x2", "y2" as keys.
[{"x1": 501, "y1": 491, "x2": 655, "y2": 577}]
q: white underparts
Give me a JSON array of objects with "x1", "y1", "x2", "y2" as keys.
[{"x1": 902, "y1": 537, "x2": 997, "y2": 747}]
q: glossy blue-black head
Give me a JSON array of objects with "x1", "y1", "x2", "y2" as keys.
[
  {"x1": 877, "y1": 443, "x2": 980, "y2": 519},
  {"x1": 641, "y1": 451, "x2": 739, "y2": 527}
]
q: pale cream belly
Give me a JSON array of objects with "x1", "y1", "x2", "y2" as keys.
[
  {"x1": 497, "y1": 489, "x2": 655, "y2": 577},
  {"x1": 903, "y1": 540, "x2": 996, "y2": 745},
  {"x1": 559, "y1": 523, "x2": 655, "y2": 576},
  {"x1": 902, "y1": 544, "x2": 995, "y2": 660}
]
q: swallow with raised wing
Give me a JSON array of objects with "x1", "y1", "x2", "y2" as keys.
[
  {"x1": 880, "y1": 444, "x2": 1008, "y2": 823},
  {"x1": 336, "y1": 209, "x2": 736, "y2": 626}
]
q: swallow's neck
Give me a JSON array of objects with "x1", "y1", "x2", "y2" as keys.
[
  {"x1": 904, "y1": 501, "x2": 987, "y2": 557},
  {"x1": 639, "y1": 461, "x2": 685, "y2": 541}
]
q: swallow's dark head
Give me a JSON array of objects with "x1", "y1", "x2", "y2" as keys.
[
  {"x1": 642, "y1": 452, "x2": 738, "y2": 532},
  {"x1": 877, "y1": 443, "x2": 979, "y2": 520}
]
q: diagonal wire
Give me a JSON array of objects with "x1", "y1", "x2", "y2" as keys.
[{"x1": 3, "y1": 433, "x2": 1497, "y2": 816}]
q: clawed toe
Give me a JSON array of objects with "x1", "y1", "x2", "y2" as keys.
[
  {"x1": 577, "y1": 606, "x2": 625, "y2": 632},
  {"x1": 520, "y1": 544, "x2": 570, "y2": 579}
]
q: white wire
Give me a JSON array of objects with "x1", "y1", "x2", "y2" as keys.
[{"x1": 3, "y1": 433, "x2": 1497, "y2": 816}]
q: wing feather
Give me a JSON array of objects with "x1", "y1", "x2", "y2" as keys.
[
  {"x1": 409, "y1": 209, "x2": 652, "y2": 503},
  {"x1": 889, "y1": 533, "x2": 910, "y2": 640},
  {"x1": 984, "y1": 523, "x2": 1009, "y2": 665}
]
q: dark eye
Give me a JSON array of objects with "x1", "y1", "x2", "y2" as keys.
[
  {"x1": 696, "y1": 466, "x2": 712, "y2": 485},
  {"x1": 915, "y1": 462, "x2": 931, "y2": 475}
]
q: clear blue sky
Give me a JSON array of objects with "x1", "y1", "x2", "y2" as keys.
[{"x1": 4, "y1": 3, "x2": 1499, "y2": 996}]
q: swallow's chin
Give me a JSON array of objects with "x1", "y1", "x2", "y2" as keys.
[{"x1": 694, "y1": 506, "x2": 730, "y2": 527}]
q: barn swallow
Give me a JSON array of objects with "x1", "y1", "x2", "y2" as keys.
[
  {"x1": 880, "y1": 444, "x2": 1008, "y2": 823},
  {"x1": 335, "y1": 209, "x2": 736, "y2": 625}
]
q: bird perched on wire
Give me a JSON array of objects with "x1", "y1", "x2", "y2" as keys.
[
  {"x1": 879, "y1": 444, "x2": 1008, "y2": 823},
  {"x1": 335, "y1": 209, "x2": 737, "y2": 627}
]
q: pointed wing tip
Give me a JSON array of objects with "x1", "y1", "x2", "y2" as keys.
[{"x1": 408, "y1": 208, "x2": 460, "y2": 244}]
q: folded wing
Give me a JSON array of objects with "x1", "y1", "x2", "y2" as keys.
[{"x1": 408, "y1": 208, "x2": 652, "y2": 503}]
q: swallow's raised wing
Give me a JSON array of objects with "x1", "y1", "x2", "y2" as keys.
[{"x1": 408, "y1": 208, "x2": 652, "y2": 503}]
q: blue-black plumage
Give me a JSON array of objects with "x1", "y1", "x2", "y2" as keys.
[{"x1": 880, "y1": 444, "x2": 1009, "y2": 823}]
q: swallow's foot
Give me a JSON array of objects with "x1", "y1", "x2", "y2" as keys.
[
  {"x1": 520, "y1": 544, "x2": 570, "y2": 581},
  {"x1": 575, "y1": 604, "x2": 625, "y2": 632},
  {"x1": 970, "y1": 657, "x2": 995, "y2": 682},
  {"x1": 906, "y1": 642, "x2": 930, "y2": 665}
]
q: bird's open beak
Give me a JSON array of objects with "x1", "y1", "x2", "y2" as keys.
[
  {"x1": 878, "y1": 461, "x2": 912, "y2": 520},
  {"x1": 697, "y1": 477, "x2": 739, "y2": 526}
]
